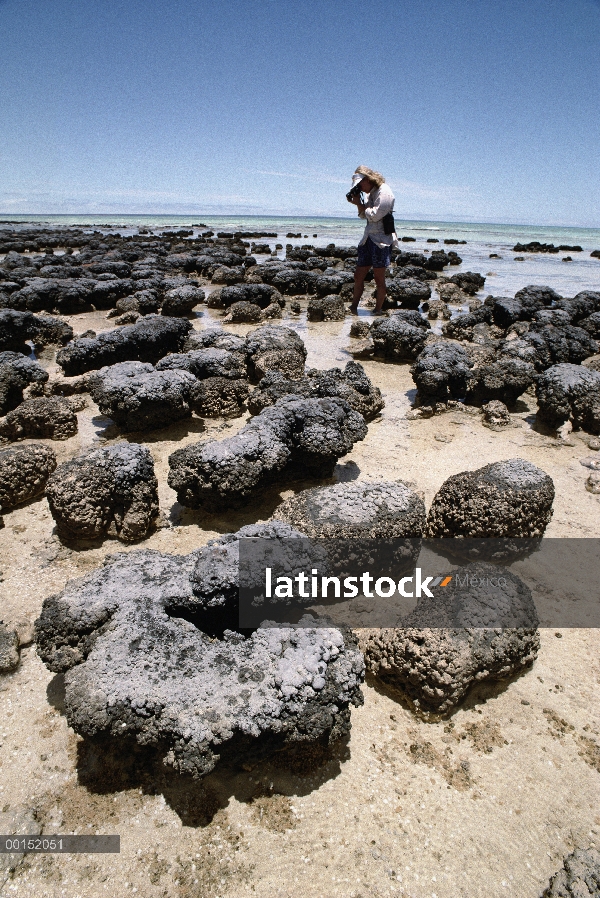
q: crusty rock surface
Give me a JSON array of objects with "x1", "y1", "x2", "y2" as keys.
[
  {"x1": 219, "y1": 284, "x2": 281, "y2": 308},
  {"x1": 161, "y1": 284, "x2": 205, "y2": 316},
  {"x1": 0, "y1": 352, "x2": 49, "y2": 415},
  {"x1": 189, "y1": 376, "x2": 249, "y2": 418},
  {"x1": 465, "y1": 357, "x2": 536, "y2": 407},
  {"x1": 0, "y1": 309, "x2": 73, "y2": 351},
  {"x1": 364, "y1": 562, "x2": 539, "y2": 714},
  {"x1": 541, "y1": 848, "x2": 600, "y2": 897},
  {"x1": 46, "y1": 442, "x2": 159, "y2": 542},
  {"x1": 427, "y1": 458, "x2": 555, "y2": 538},
  {"x1": 0, "y1": 444, "x2": 57, "y2": 510},
  {"x1": 306, "y1": 294, "x2": 345, "y2": 321},
  {"x1": 535, "y1": 363, "x2": 600, "y2": 434},
  {"x1": 0, "y1": 396, "x2": 78, "y2": 441},
  {"x1": 182, "y1": 328, "x2": 247, "y2": 355},
  {"x1": 247, "y1": 362, "x2": 384, "y2": 421},
  {"x1": 57, "y1": 315, "x2": 192, "y2": 376},
  {"x1": 168, "y1": 397, "x2": 367, "y2": 510},
  {"x1": 275, "y1": 480, "x2": 426, "y2": 538},
  {"x1": 386, "y1": 277, "x2": 431, "y2": 309},
  {"x1": 410, "y1": 343, "x2": 473, "y2": 404},
  {"x1": 482, "y1": 400, "x2": 511, "y2": 429},
  {"x1": 370, "y1": 317, "x2": 428, "y2": 361},
  {"x1": 188, "y1": 520, "x2": 328, "y2": 627},
  {"x1": 156, "y1": 347, "x2": 247, "y2": 380},
  {"x1": 0, "y1": 623, "x2": 20, "y2": 673},
  {"x1": 88, "y1": 361, "x2": 196, "y2": 431},
  {"x1": 245, "y1": 325, "x2": 307, "y2": 381},
  {"x1": 223, "y1": 301, "x2": 263, "y2": 323},
  {"x1": 35, "y1": 542, "x2": 364, "y2": 777}
]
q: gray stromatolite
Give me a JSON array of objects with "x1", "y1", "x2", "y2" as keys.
[
  {"x1": 244, "y1": 325, "x2": 307, "y2": 381},
  {"x1": 45, "y1": 442, "x2": 159, "y2": 542},
  {"x1": 369, "y1": 317, "x2": 429, "y2": 361},
  {"x1": 535, "y1": 363, "x2": 600, "y2": 434},
  {"x1": 410, "y1": 342, "x2": 473, "y2": 404},
  {"x1": 465, "y1": 356, "x2": 536, "y2": 407},
  {"x1": 427, "y1": 458, "x2": 555, "y2": 538},
  {"x1": 35, "y1": 542, "x2": 364, "y2": 778},
  {"x1": 0, "y1": 444, "x2": 57, "y2": 513},
  {"x1": 0, "y1": 309, "x2": 73, "y2": 351},
  {"x1": 0, "y1": 352, "x2": 49, "y2": 416},
  {"x1": 0, "y1": 397, "x2": 78, "y2": 441},
  {"x1": 188, "y1": 521, "x2": 329, "y2": 628},
  {"x1": 56, "y1": 315, "x2": 192, "y2": 376},
  {"x1": 168, "y1": 396, "x2": 367, "y2": 510},
  {"x1": 161, "y1": 284, "x2": 205, "y2": 316},
  {"x1": 274, "y1": 481, "x2": 426, "y2": 539},
  {"x1": 306, "y1": 294, "x2": 346, "y2": 321},
  {"x1": 88, "y1": 361, "x2": 197, "y2": 431},
  {"x1": 364, "y1": 562, "x2": 540, "y2": 714},
  {"x1": 246, "y1": 362, "x2": 384, "y2": 421},
  {"x1": 542, "y1": 848, "x2": 600, "y2": 898}
]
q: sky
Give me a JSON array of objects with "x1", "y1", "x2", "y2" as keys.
[{"x1": 1, "y1": 0, "x2": 599, "y2": 226}]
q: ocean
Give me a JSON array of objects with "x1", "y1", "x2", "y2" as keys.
[{"x1": 2, "y1": 214, "x2": 600, "y2": 299}]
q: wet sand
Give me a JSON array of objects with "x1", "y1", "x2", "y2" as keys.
[{"x1": 1, "y1": 294, "x2": 599, "y2": 897}]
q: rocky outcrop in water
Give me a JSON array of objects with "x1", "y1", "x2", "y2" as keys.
[
  {"x1": 411, "y1": 343, "x2": 473, "y2": 404},
  {"x1": 0, "y1": 309, "x2": 73, "y2": 351},
  {"x1": 57, "y1": 316, "x2": 192, "y2": 376},
  {"x1": 306, "y1": 294, "x2": 346, "y2": 321}
]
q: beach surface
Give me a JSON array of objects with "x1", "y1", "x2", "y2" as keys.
[{"x1": 0, "y1": 219, "x2": 599, "y2": 898}]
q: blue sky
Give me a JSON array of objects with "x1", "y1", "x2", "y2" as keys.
[{"x1": 1, "y1": 0, "x2": 599, "y2": 225}]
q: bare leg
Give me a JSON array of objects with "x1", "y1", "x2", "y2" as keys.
[
  {"x1": 373, "y1": 267, "x2": 387, "y2": 312},
  {"x1": 352, "y1": 266, "x2": 370, "y2": 312}
]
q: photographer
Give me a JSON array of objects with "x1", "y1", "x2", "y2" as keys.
[{"x1": 347, "y1": 165, "x2": 396, "y2": 315}]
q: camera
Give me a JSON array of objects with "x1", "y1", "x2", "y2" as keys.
[{"x1": 346, "y1": 183, "x2": 364, "y2": 203}]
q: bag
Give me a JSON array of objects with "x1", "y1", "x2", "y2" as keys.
[{"x1": 382, "y1": 211, "x2": 395, "y2": 235}]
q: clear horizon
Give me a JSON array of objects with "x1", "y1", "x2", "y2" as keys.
[{"x1": 1, "y1": 0, "x2": 599, "y2": 227}]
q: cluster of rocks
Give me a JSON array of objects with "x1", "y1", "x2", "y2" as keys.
[
  {"x1": 0, "y1": 309, "x2": 73, "y2": 352},
  {"x1": 382, "y1": 285, "x2": 600, "y2": 431},
  {"x1": 33, "y1": 456, "x2": 555, "y2": 772},
  {"x1": 246, "y1": 361, "x2": 384, "y2": 421},
  {"x1": 513, "y1": 242, "x2": 582, "y2": 253},
  {"x1": 56, "y1": 315, "x2": 192, "y2": 376}
]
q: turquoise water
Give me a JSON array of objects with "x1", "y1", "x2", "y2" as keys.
[
  {"x1": 2, "y1": 214, "x2": 599, "y2": 299},
  {"x1": 3, "y1": 214, "x2": 600, "y2": 250}
]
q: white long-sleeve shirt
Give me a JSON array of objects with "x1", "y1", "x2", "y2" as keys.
[{"x1": 357, "y1": 182, "x2": 396, "y2": 248}]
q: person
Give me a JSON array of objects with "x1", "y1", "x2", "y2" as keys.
[{"x1": 346, "y1": 165, "x2": 396, "y2": 315}]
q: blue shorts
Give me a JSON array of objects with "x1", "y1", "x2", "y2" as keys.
[{"x1": 356, "y1": 237, "x2": 392, "y2": 269}]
